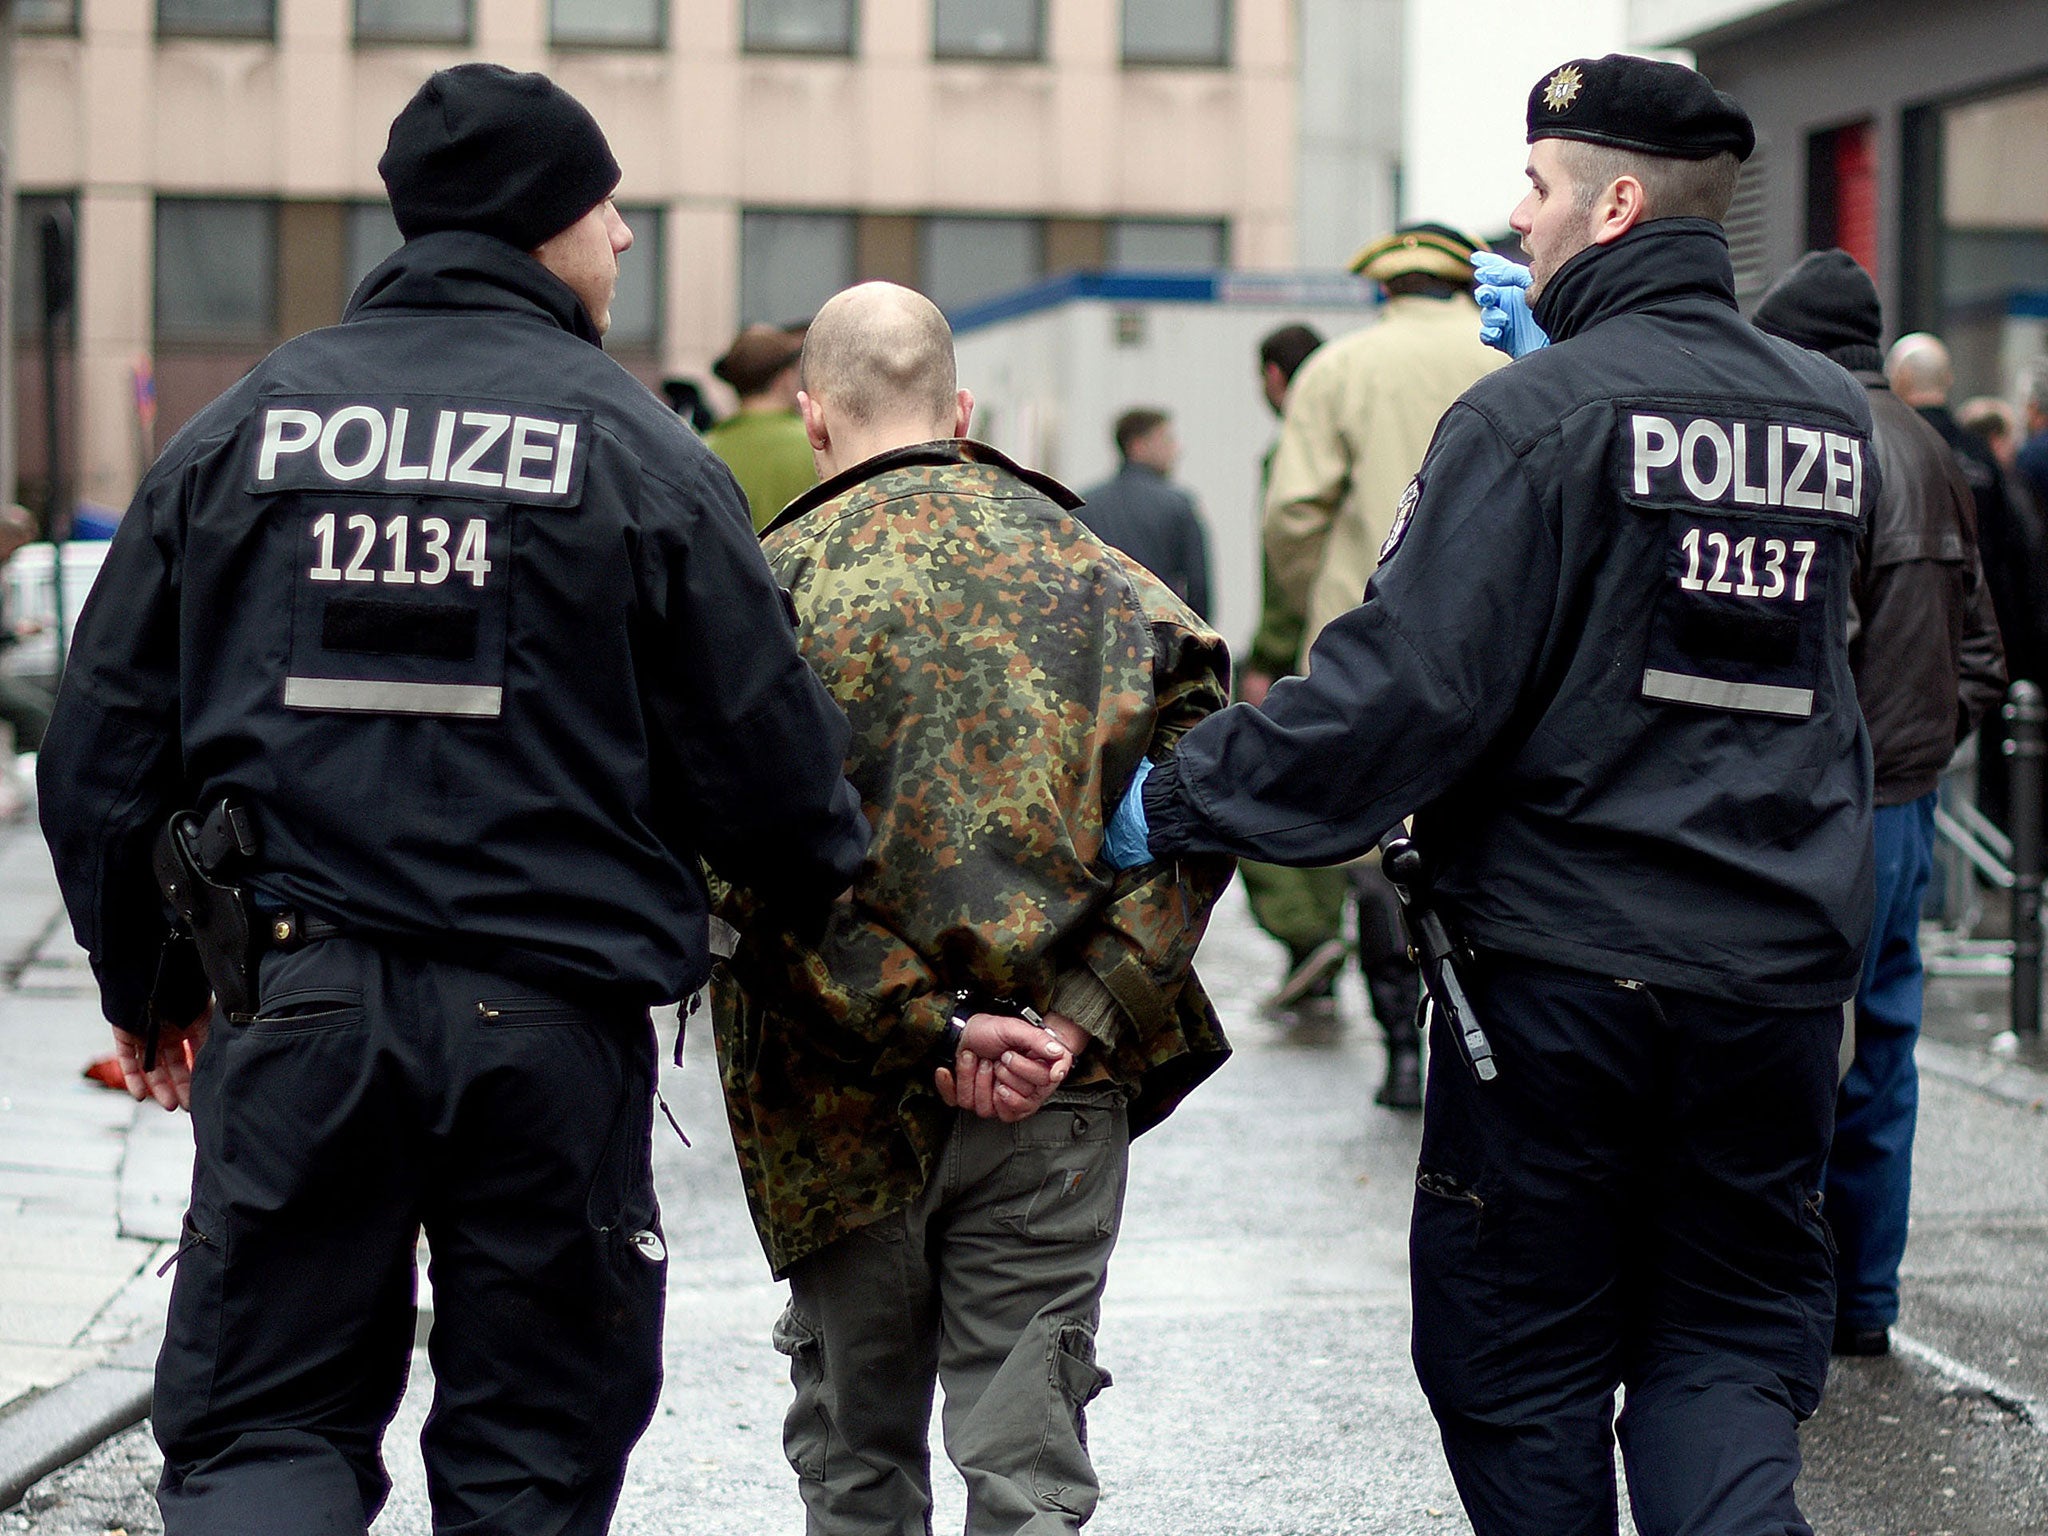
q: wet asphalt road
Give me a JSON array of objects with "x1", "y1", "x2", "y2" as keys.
[{"x1": 8, "y1": 884, "x2": 2045, "y2": 1534}]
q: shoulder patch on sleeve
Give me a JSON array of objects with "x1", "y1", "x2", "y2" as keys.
[{"x1": 1379, "y1": 476, "x2": 1423, "y2": 566}]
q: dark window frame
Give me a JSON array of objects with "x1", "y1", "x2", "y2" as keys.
[
  {"x1": 352, "y1": 0, "x2": 474, "y2": 46},
  {"x1": 156, "y1": 0, "x2": 278, "y2": 41},
  {"x1": 1119, "y1": 0, "x2": 1231, "y2": 69},
  {"x1": 738, "y1": 206, "x2": 859, "y2": 327},
  {"x1": 548, "y1": 0, "x2": 668, "y2": 51},
  {"x1": 152, "y1": 195, "x2": 281, "y2": 347},
  {"x1": 14, "y1": 0, "x2": 81, "y2": 37},
  {"x1": 931, "y1": 0, "x2": 1045, "y2": 63},
  {"x1": 1105, "y1": 216, "x2": 1231, "y2": 269},
  {"x1": 607, "y1": 203, "x2": 667, "y2": 353},
  {"x1": 917, "y1": 212, "x2": 1047, "y2": 313},
  {"x1": 13, "y1": 191, "x2": 81, "y2": 342},
  {"x1": 742, "y1": 0, "x2": 860, "y2": 57}
]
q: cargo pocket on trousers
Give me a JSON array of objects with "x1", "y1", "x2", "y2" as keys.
[
  {"x1": 771, "y1": 1303, "x2": 831, "y2": 1481},
  {"x1": 1033, "y1": 1319, "x2": 1111, "y2": 1518},
  {"x1": 1409, "y1": 1166, "x2": 1508, "y2": 1413}
]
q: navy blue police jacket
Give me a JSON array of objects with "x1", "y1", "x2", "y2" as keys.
[
  {"x1": 1142, "y1": 220, "x2": 1877, "y2": 1007},
  {"x1": 40, "y1": 232, "x2": 870, "y2": 1031}
]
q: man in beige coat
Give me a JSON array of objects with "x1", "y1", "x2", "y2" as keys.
[{"x1": 1261, "y1": 221, "x2": 1504, "y2": 1107}]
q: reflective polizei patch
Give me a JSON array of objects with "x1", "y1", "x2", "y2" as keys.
[{"x1": 1639, "y1": 669, "x2": 1814, "y2": 718}]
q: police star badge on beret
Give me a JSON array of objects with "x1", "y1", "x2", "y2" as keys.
[{"x1": 1526, "y1": 53, "x2": 1755, "y2": 162}]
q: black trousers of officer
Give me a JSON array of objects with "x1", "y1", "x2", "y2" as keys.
[
  {"x1": 1410, "y1": 954, "x2": 1839, "y2": 1536},
  {"x1": 153, "y1": 935, "x2": 667, "y2": 1536}
]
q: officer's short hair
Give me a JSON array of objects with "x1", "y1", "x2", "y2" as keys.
[
  {"x1": 1115, "y1": 408, "x2": 1170, "y2": 458},
  {"x1": 1560, "y1": 141, "x2": 1743, "y2": 224},
  {"x1": 1259, "y1": 325, "x2": 1323, "y2": 385}
]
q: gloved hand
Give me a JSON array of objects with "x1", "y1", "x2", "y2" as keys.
[
  {"x1": 1472, "y1": 252, "x2": 1550, "y2": 359},
  {"x1": 1103, "y1": 757, "x2": 1156, "y2": 869}
]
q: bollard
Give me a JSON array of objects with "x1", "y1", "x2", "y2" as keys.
[{"x1": 2004, "y1": 680, "x2": 2044, "y2": 1037}]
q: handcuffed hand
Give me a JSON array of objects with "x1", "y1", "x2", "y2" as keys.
[
  {"x1": 1472, "y1": 252, "x2": 1550, "y2": 359},
  {"x1": 110, "y1": 1006, "x2": 212, "y2": 1112},
  {"x1": 1103, "y1": 757, "x2": 1155, "y2": 870},
  {"x1": 935, "y1": 1012, "x2": 1075, "y2": 1123}
]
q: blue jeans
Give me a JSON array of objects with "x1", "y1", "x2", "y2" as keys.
[{"x1": 1826, "y1": 792, "x2": 1936, "y2": 1332}]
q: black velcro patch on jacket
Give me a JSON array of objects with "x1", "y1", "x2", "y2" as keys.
[
  {"x1": 321, "y1": 598, "x2": 479, "y2": 660},
  {"x1": 1673, "y1": 604, "x2": 1801, "y2": 667}
]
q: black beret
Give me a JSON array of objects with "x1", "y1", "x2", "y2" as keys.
[
  {"x1": 1752, "y1": 248, "x2": 1885, "y2": 373},
  {"x1": 1527, "y1": 54, "x2": 1755, "y2": 163},
  {"x1": 379, "y1": 63, "x2": 621, "y2": 252}
]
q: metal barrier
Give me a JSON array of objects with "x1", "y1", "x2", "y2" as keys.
[{"x1": 2007, "y1": 681, "x2": 2044, "y2": 1037}]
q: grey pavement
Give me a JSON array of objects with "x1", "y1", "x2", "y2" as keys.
[{"x1": 2, "y1": 852, "x2": 2045, "y2": 1531}]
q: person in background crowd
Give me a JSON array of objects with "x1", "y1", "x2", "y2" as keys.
[
  {"x1": 713, "y1": 280, "x2": 1231, "y2": 1535},
  {"x1": 704, "y1": 322, "x2": 817, "y2": 530},
  {"x1": 1077, "y1": 408, "x2": 1212, "y2": 619},
  {"x1": 1258, "y1": 221, "x2": 1505, "y2": 1108},
  {"x1": 1754, "y1": 250, "x2": 2006, "y2": 1360},
  {"x1": 2014, "y1": 359, "x2": 2048, "y2": 517},
  {"x1": 661, "y1": 375, "x2": 718, "y2": 433},
  {"x1": 1237, "y1": 324, "x2": 1352, "y2": 1023},
  {"x1": 1106, "y1": 54, "x2": 1876, "y2": 1536},
  {"x1": 1959, "y1": 395, "x2": 2022, "y2": 473},
  {"x1": 1890, "y1": 333, "x2": 2048, "y2": 830},
  {"x1": 38, "y1": 64, "x2": 869, "y2": 1535}
]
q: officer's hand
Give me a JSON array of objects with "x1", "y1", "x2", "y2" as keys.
[
  {"x1": 1471, "y1": 252, "x2": 1551, "y2": 359},
  {"x1": 1103, "y1": 758, "x2": 1156, "y2": 869},
  {"x1": 110, "y1": 1005, "x2": 212, "y2": 1113}
]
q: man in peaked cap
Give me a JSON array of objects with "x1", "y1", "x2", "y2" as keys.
[
  {"x1": 1258, "y1": 221, "x2": 1502, "y2": 1106},
  {"x1": 1104, "y1": 53, "x2": 1878, "y2": 1535},
  {"x1": 39, "y1": 63, "x2": 869, "y2": 1534}
]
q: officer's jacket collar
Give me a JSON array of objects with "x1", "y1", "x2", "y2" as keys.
[
  {"x1": 343, "y1": 230, "x2": 605, "y2": 348},
  {"x1": 764, "y1": 438, "x2": 1081, "y2": 537},
  {"x1": 1532, "y1": 217, "x2": 1738, "y2": 345}
]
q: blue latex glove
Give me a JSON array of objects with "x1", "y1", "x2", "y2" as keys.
[
  {"x1": 1104, "y1": 757, "x2": 1156, "y2": 869},
  {"x1": 1472, "y1": 251, "x2": 1550, "y2": 359}
]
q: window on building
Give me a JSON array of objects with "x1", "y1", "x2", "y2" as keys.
[
  {"x1": 551, "y1": 0, "x2": 663, "y2": 47},
  {"x1": 933, "y1": 0, "x2": 1041, "y2": 61},
  {"x1": 15, "y1": 0, "x2": 79, "y2": 33},
  {"x1": 157, "y1": 0, "x2": 276, "y2": 38},
  {"x1": 1121, "y1": 0, "x2": 1228, "y2": 66},
  {"x1": 921, "y1": 216, "x2": 1041, "y2": 313},
  {"x1": 745, "y1": 0, "x2": 856, "y2": 54},
  {"x1": 13, "y1": 194, "x2": 78, "y2": 340},
  {"x1": 1107, "y1": 219, "x2": 1227, "y2": 269},
  {"x1": 608, "y1": 206, "x2": 664, "y2": 351},
  {"x1": 344, "y1": 202, "x2": 405, "y2": 301},
  {"x1": 155, "y1": 199, "x2": 277, "y2": 344},
  {"x1": 355, "y1": 0, "x2": 470, "y2": 44},
  {"x1": 741, "y1": 210, "x2": 855, "y2": 325},
  {"x1": 1806, "y1": 120, "x2": 1877, "y2": 278}
]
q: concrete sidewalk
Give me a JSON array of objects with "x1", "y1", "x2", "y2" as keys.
[{"x1": 0, "y1": 815, "x2": 190, "y2": 1507}]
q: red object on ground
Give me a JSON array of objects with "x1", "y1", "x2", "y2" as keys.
[{"x1": 83, "y1": 1054, "x2": 126, "y2": 1090}]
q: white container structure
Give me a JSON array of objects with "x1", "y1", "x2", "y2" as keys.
[
  {"x1": 2, "y1": 541, "x2": 114, "y2": 680},
  {"x1": 951, "y1": 271, "x2": 1382, "y2": 656}
]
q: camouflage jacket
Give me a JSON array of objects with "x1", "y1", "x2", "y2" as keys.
[{"x1": 711, "y1": 439, "x2": 1234, "y2": 1277}]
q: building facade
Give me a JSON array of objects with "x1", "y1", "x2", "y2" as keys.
[
  {"x1": 1632, "y1": 0, "x2": 2048, "y2": 396},
  {"x1": 7, "y1": 0, "x2": 1300, "y2": 512}
]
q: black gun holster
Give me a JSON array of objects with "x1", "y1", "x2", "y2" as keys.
[{"x1": 151, "y1": 798, "x2": 261, "y2": 1023}]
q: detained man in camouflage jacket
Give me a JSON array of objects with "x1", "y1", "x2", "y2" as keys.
[{"x1": 711, "y1": 282, "x2": 1234, "y2": 1534}]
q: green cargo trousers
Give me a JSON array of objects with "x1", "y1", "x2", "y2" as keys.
[{"x1": 773, "y1": 1083, "x2": 1130, "y2": 1535}]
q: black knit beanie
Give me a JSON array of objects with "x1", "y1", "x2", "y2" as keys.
[
  {"x1": 1752, "y1": 248, "x2": 1885, "y2": 373},
  {"x1": 379, "y1": 64, "x2": 621, "y2": 252}
]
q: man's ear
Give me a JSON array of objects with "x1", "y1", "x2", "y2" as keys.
[
  {"x1": 1591, "y1": 175, "x2": 1648, "y2": 245},
  {"x1": 799, "y1": 389, "x2": 830, "y2": 452},
  {"x1": 950, "y1": 388, "x2": 974, "y2": 439}
]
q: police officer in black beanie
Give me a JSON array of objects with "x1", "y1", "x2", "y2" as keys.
[
  {"x1": 39, "y1": 63, "x2": 869, "y2": 1535},
  {"x1": 1103, "y1": 54, "x2": 1878, "y2": 1535}
]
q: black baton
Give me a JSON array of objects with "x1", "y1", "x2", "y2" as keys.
[{"x1": 1378, "y1": 829, "x2": 1498, "y2": 1084}]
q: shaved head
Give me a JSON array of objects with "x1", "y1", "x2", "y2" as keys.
[
  {"x1": 1886, "y1": 332, "x2": 1953, "y2": 407},
  {"x1": 801, "y1": 282, "x2": 959, "y2": 430}
]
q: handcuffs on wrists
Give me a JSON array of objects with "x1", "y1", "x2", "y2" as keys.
[{"x1": 938, "y1": 990, "x2": 1049, "y2": 1063}]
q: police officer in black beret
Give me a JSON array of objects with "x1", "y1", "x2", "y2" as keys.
[
  {"x1": 1104, "y1": 54, "x2": 1873, "y2": 1536},
  {"x1": 39, "y1": 64, "x2": 870, "y2": 1535}
]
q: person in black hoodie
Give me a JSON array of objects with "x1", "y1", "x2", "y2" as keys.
[
  {"x1": 1106, "y1": 55, "x2": 1876, "y2": 1536},
  {"x1": 1754, "y1": 250, "x2": 2006, "y2": 1361},
  {"x1": 37, "y1": 64, "x2": 869, "y2": 1536}
]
